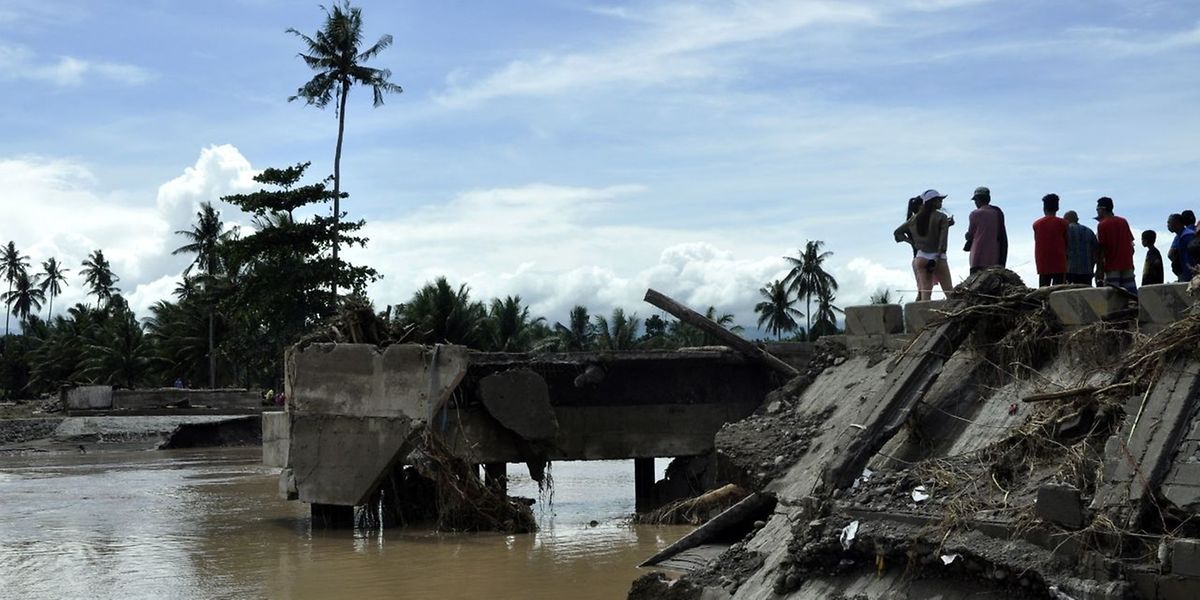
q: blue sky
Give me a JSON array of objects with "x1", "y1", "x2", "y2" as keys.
[{"x1": 2, "y1": 0, "x2": 1198, "y2": 332}]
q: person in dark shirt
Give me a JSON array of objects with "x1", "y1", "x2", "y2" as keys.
[
  {"x1": 1167, "y1": 213, "x2": 1196, "y2": 282},
  {"x1": 1141, "y1": 230, "x2": 1164, "y2": 286}
]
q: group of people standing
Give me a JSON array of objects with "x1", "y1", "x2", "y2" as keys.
[{"x1": 894, "y1": 187, "x2": 1182, "y2": 301}]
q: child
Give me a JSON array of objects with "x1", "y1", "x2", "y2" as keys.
[{"x1": 1142, "y1": 230, "x2": 1164, "y2": 286}]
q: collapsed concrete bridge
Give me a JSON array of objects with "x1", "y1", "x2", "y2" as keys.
[{"x1": 263, "y1": 343, "x2": 800, "y2": 519}]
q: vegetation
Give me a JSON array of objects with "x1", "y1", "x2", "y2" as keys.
[
  {"x1": 784, "y1": 240, "x2": 838, "y2": 341},
  {"x1": 289, "y1": 1, "x2": 402, "y2": 296}
]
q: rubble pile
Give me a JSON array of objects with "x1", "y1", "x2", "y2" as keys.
[{"x1": 631, "y1": 270, "x2": 1200, "y2": 599}]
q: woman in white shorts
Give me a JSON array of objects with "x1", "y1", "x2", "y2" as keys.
[{"x1": 894, "y1": 189, "x2": 955, "y2": 301}]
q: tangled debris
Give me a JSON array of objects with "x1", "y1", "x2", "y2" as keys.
[{"x1": 634, "y1": 269, "x2": 1200, "y2": 599}]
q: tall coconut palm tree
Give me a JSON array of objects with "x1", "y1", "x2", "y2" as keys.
[
  {"x1": 173, "y1": 202, "x2": 234, "y2": 388},
  {"x1": 3, "y1": 270, "x2": 45, "y2": 329},
  {"x1": 1, "y1": 242, "x2": 30, "y2": 340},
  {"x1": 38, "y1": 257, "x2": 68, "y2": 321},
  {"x1": 288, "y1": 1, "x2": 403, "y2": 297},
  {"x1": 80, "y1": 249, "x2": 120, "y2": 307},
  {"x1": 755, "y1": 280, "x2": 802, "y2": 340},
  {"x1": 784, "y1": 240, "x2": 838, "y2": 341},
  {"x1": 594, "y1": 308, "x2": 640, "y2": 351}
]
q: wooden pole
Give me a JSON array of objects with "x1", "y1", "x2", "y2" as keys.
[{"x1": 643, "y1": 289, "x2": 800, "y2": 378}]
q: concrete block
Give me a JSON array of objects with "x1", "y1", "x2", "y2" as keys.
[
  {"x1": 478, "y1": 368, "x2": 559, "y2": 441},
  {"x1": 1140, "y1": 283, "x2": 1196, "y2": 332},
  {"x1": 279, "y1": 468, "x2": 298, "y2": 501},
  {"x1": 1172, "y1": 539, "x2": 1200, "y2": 578},
  {"x1": 1035, "y1": 483, "x2": 1085, "y2": 528},
  {"x1": 844, "y1": 304, "x2": 903, "y2": 336},
  {"x1": 64, "y1": 385, "x2": 113, "y2": 409},
  {"x1": 904, "y1": 300, "x2": 953, "y2": 334},
  {"x1": 287, "y1": 343, "x2": 469, "y2": 424},
  {"x1": 262, "y1": 411, "x2": 290, "y2": 468},
  {"x1": 1048, "y1": 287, "x2": 1130, "y2": 327},
  {"x1": 289, "y1": 414, "x2": 419, "y2": 506},
  {"x1": 112, "y1": 388, "x2": 260, "y2": 410}
]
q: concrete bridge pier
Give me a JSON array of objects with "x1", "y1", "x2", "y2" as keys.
[
  {"x1": 634, "y1": 458, "x2": 656, "y2": 513},
  {"x1": 483, "y1": 463, "x2": 506, "y2": 493}
]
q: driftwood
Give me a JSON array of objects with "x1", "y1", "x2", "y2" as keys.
[
  {"x1": 638, "y1": 492, "x2": 771, "y2": 568},
  {"x1": 643, "y1": 289, "x2": 800, "y2": 378},
  {"x1": 634, "y1": 483, "x2": 748, "y2": 525}
]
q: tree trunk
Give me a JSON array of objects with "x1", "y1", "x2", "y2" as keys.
[
  {"x1": 208, "y1": 310, "x2": 215, "y2": 389},
  {"x1": 331, "y1": 79, "x2": 350, "y2": 300},
  {"x1": 805, "y1": 295, "x2": 812, "y2": 342},
  {"x1": 4, "y1": 278, "x2": 12, "y2": 340},
  {"x1": 46, "y1": 293, "x2": 53, "y2": 322}
]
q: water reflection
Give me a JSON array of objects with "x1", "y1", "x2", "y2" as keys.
[{"x1": 0, "y1": 449, "x2": 687, "y2": 599}]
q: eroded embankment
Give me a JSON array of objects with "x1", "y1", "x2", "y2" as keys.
[{"x1": 633, "y1": 271, "x2": 1200, "y2": 599}]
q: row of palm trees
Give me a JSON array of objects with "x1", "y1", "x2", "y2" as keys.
[
  {"x1": 754, "y1": 240, "x2": 841, "y2": 340},
  {"x1": 1, "y1": 242, "x2": 118, "y2": 339}
]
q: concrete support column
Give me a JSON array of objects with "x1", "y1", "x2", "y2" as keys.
[
  {"x1": 634, "y1": 458, "x2": 656, "y2": 513},
  {"x1": 484, "y1": 462, "x2": 506, "y2": 493},
  {"x1": 311, "y1": 503, "x2": 354, "y2": 528}
]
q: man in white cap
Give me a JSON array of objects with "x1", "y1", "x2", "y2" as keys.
[{"x1": 964, "y1": 186, "x2": 1008, "y2": 273}]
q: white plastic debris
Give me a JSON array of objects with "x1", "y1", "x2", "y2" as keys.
[
  {"x1": 940, "y1": 553, "x2": 960, "y2": 565},
  {"x1": 852, "y1": 468, "x2": 874, "y2": 490},
  {"x1": 912, "y1": 485, "x2": 931, "y2": 503},
  {"x1": 839, "y1": 521, "x2": 860, "y2": 551}
]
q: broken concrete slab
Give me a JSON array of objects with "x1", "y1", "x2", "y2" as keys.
[
  {"x1": 844, "y1": 304, "x2": 904, "y2": 336},
  {"x1": 1092, "y1": 358, "x2": 1200, "y2": 524},
  {"x1": 157, "y1": 416, "x2": 260, "y2": 449},
  {"x1": 1162, "y1": 417, "x2": 1200, "y2": 513},
  {"x1": 478, "y1": 368, "x2": 559, "y2": 441},
  {"x1": 905, "y1": 299, "x2": 954, "y2": 334},
  {"x1": 287, "y1": 343, "x2": 468, "y2": 424},
  {"x1": 1048, "y1": 287, "x2": 1129, "y2": 328},
  {"x1": 1035, "y1": 483, "x2": 1085, "y2": 529},
  {"x1": 288, "y1": 414, "x2": 419, "y2": 507},
  {"x1": 1140, "y1": 283, "x2": 1196, "y2": 334}
]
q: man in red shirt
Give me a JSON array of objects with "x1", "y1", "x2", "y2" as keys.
[
  {"x1": 1032, "y1": 194, "x2": 1068, "y2": 286},
  {"x1": 1095, "y1": 196, "x2": 1137, "y2": 295}
]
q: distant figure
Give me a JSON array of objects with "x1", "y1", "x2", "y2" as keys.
[
  {"x1": 894, "y1": 189, "x2": 954, "y2": 301},
  {"x1": 1142, "y1": 230, "x2": 1164, "y2": 286},
  {"x1": 1095, "y1": 197, "x2": 1137, "y2": 294},
  {"x1": 965, "y1": 186, "x2": 1008, "y2": 273},
  {"x1": 1064, "y1": 211, "x2": 1098, "y2": 286},
  {"x1": 1167, "y1": 213, "x2": 1196, "y2": 282},
  {"x1": 1184, "y1": 210, "x2": 1197, "y2": 229},
  {"x1": 173, "y1": 377, "x2": 183, "y2": 389},
  {"x1": 275, "y1": 392, "x2": 286, "y2": 407},
  {"x1": 1032, "y1": 194, "x2": 1069, "y2": 286},
  {"x1": 264, "y1": 388, "x2": 275, "y2": 407}
]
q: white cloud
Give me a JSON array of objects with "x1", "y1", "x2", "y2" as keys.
[
  {"x1": 436, "y1": 0, "x2": 881, "y2": 107},
  {"x1": 0, "y1": 43, "x2": 150, "y2": 86},
  {"x1": 1, "y1": 145, "x2": 256, "y2": 318}
]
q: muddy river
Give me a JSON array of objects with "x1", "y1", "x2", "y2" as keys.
[{"x1": 0, "y1": 448, "x2": 688, "y2": 599}]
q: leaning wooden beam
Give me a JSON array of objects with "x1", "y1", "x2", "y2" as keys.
[
  {"x1": 637, "y1": 492, "x2": 771, "y2": 567},
  {"x1": 1022, "y1": 387, "x2": 1099, "y2": 403},
  {"x1": 644, "y1": 288, "x2": 800, "y2": 378}
]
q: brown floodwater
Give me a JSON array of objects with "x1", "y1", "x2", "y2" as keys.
[{"x1": 0, "y1": 448, "x2": 688, "y2": 599}]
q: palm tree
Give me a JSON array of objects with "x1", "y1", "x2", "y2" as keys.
[
  {"x1": 400, "y1": 277, "x2": 486, "y2": 347},
  {"x1": 594, "y1": 308, "x2": 641, "y2": 351},
  {"x1": 485, "y1": 295, "x2": 545, "y2": 352},
  {"x1": 173, "y1": 202, "x2": 234, "y2": 388},
  {"x1": 755, "y1": 280, "x2": 802, "y2": 340},
  {"x1": 668, "y1": 306, "x2": 741, "y2": 347},
  {"x1": 1, "y1": 242, "x2": 30, "y2": 340},
  {"x1": 554, "y1": 305, "x2": 593, "y2": 351},
  {"x1": 810, "y1": 286, "x2": 843, "y2": 340},
  {"x1": 288, "y1": 1, "x2": 403, "y2": 297},
  {"x1": 784, "y1": 240, "x2": 838, "y2": 341},
  {"x1": 38, "y1": 258, "x2": 68, "y2": 321},
  {"x1": 3, "y1": 270, "x2": 45, "y2": 329},
  {"x1": 80, "y1": 249, "x2": 120, "y2": 306},
  {"x1": 869, "y1": 288, "x2": 893, "y2": 305}
]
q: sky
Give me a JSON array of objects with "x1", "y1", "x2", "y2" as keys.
[{"x1": 2, "y1": 0, "x2": 1198, "y2": 335}]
